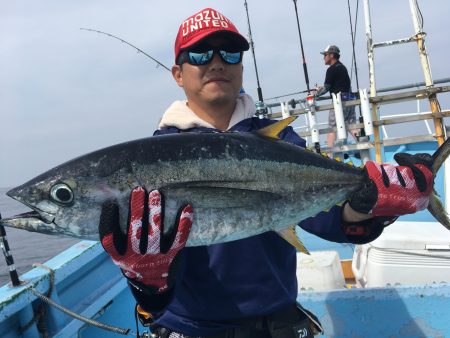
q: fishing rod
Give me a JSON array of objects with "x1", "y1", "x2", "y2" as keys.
[
  {"x1": 346, "y1": 0, "x2": 366, "y2": 140},
  {"x1": 266, "y1": 89, "x2": 310, "y2": 101},
  {"x1": 80, "y1": 28, "x2": 171, "y2": 71},
  {"x1": 243, "y1": 0, "x2": 268, "y2": 117},
  {"x1": 292, "y1": 0, "x2": 321, "y2": 153},
  {"x1": 0, "y1": 214, "x2": 22, "y2": 287},
  {"x1": 347, "y1": 0, "x2": 361, "y2": 92},
  {"x1": 292, "y1": 0, "x2": 311, "y2": 94}
]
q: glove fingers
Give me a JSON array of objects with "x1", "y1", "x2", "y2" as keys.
[
  {"x1": 413, "y1": 153, "x2": 433, "y2": 168},
  {"x1": 164, "y1": 209, "x2": 192, "y2": 289},
  {"x1": 160, "y1": 204, "x2": 193, "y2": 254},
  {"x1": 145, "y1": 189, "x2": 163, "y2": 254},
  {"x1": 127, "y1": 187, "x2": 150, "y2": 255},
  {"x1": 175, "y1": 204, "x2": 193, "y2": 248},
  {"x1": 394, "y1": 152, "x2": 433, "y2": 169},
  {"x1": 394, "y1": 153, "x2": 430, "y2": 192},
  {"x1": 394, "y1": 153, "x2": 415, "y2": 167},
  {"x1": 99, "y1": 200, "x2": 116, "y2": 241},
  {"x1": 167, "y1": 204, "x2": 194, "y2": 253},
  {"x1": 99, "y1": 200, "x2": 126, "y2": 256}
]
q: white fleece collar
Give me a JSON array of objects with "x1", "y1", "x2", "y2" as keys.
[{"x1": 158, "y1": 93, "x2": 256, "y2": 130}]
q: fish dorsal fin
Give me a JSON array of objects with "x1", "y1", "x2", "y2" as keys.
[
  {"x1": 277, "y1": 226, "x2": 310, "y2": 255},
  {"x1": 256, "y1": 116, "x2": 297, "y2": 139}
]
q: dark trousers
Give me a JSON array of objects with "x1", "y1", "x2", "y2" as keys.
[{"x1": 155, "y1": 304, "x2": 322, "y2": 338}]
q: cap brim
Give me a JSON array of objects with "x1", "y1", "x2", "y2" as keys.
[{"x1": 180, "y1": 30, "x2": 249, "y2": 52}]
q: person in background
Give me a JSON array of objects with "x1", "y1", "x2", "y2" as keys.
[
  {"x1": 315, "y1": 45, "x2": 358, "y2": 154},
  {"x1": 99, "y1": 8, "x2": 434, "y2": 338}
]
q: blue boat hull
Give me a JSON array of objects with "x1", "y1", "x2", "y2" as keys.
[{"x1": 1, "y1": 240, "x2": 449, "y2": 337}]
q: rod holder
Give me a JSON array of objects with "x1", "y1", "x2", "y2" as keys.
[
  {"x1": 332, "y1": 92, "x2": 348, "y2": 140},
  {"x1": 359, "y1": 89, "x2": 374, "y2": 136},
  {"x1": 307, "y1": 110, "x2": 319, "y2": 145},
  {"x1": 281, "y1": 102, "x2": 291, "y2": 118}
]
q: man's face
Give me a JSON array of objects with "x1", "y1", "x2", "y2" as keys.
[
  {"x1": 172, "y1": 36, "x2": 243, "y2": 109},
  {"x1": 323, "y1": 53, "x2": 332, "y2": 65}
]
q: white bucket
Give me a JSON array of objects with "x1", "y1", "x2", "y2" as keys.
[{"x1": 296, "y1": 250, "x2": 346, "y2": 291}]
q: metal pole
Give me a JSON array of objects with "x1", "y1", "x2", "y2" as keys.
[
  {"x1": 376, "y1": 77, "x2": 450, "y2": 94},
  {"x1": 408, "y1": 0, "x2": 433, "y2": 86},
  {"x1": 362, "y1": 0, "x2": 383, "y2": 163},
  {"x1": 408, "y1": 0, "x2": 448, "y2": 213},
  {"x1": 408, "y1": 0, "x2": 445, "y2": 146}
]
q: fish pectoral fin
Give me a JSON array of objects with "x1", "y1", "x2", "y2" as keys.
[
  {"x1": 255, "y1": 116, "x2": 297, "y2": 140},
  {"x1": 277, "y1": 226, "x2": 310, "y2": 255}
]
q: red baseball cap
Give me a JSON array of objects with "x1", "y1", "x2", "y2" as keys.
[{"x1": 174, "y1": 8, "x2": 249, "y2": 63}]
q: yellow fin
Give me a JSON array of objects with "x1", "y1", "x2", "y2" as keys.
[
  {"x1": 256, "y1": 116, "x2": 297, "y2": 139},
  {"x1": 322, "y1": 200, "x2": 346, "y2": 213},
  {"x1": 277, "y1": 226, "x2": 310, "y2": 255}
]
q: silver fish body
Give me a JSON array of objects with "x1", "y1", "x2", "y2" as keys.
[
  {"x1": 3, "y1": 131, "x2": 449, "y2": 246},
  {"x1": 1, "y1": 132, "x2": 364, "y2": 246}
]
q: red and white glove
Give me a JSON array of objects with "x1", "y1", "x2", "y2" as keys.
[
  {"x1": 349, "y1": 153, "x2": 434, "y2": 216},
  {"x1": 100, "y1": 187, "x2": 193, "y2": 293}
]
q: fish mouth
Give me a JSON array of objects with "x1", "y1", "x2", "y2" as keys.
[
  {"x1": 0, "y1": 210, "x2": 60, "y2": 236},
  {"x1": 0, "y1": 208, "x2": 56, "y2": 231},
  {"x1": 7, "y1": 204, "x2": 56, "y2": 224},
  {"x1": 2, "y1": 189, "x2": 75, "y2": 237},
  {"x1": 24, "y1": 207, "x2": 55, "y2": 224},
  {"x1": 5, "y1": 188, "x2": 55, "y2": 224},
  {"x1": 6, "y1": 210, "x2": 54, "y2": 224}
]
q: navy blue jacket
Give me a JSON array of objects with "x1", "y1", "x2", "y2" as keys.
[{"x1": 132, "y1": 117, "x2": 357, "y2": 335}]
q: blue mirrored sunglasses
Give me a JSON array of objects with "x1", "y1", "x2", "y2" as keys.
[{"x1": 179, "y1": 49, "x2": 243, "y2": 66}]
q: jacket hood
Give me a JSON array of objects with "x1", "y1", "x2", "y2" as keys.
[{"x1": 158, "y1": 93, "x2": 256, "y2": 131}]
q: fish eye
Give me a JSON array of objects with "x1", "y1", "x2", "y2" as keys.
[{"x1": 50, "y1": 183, "x2": 74, "y2": 205}]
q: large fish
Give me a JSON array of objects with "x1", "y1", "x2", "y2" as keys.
[{"x1": 2, "y1": 117, "x2": 450, "y2": 250}]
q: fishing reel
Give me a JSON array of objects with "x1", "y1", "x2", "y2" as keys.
[
  {"x1": 255, "y1": 100, "x2": 268, "y2": 119},
  {"x1": 305, "y1": 93, "x2": 316, "y2": 108}
]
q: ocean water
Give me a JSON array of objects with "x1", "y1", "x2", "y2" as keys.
[{"x1": 0, "y1": 187, "x2": 79, "y2": 286}]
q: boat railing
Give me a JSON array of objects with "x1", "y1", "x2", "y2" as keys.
[{"x1": 265, "y1": 85, "x2": 450, "y2": 154}]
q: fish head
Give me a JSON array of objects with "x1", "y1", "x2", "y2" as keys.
[{"x1": 2, "y1": 166, "x2": 116, "y2": 240}]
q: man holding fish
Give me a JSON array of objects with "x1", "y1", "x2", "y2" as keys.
[
  {"x1": 98, "y1": 7, "x2": 435, "y2": 338},
  {"x1": 3, "y1": 6, "x2": 444, "y2": 338}
]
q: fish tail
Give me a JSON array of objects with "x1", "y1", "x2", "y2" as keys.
[{"x1": 428, "y1": 137, "x2": 450, "y2": 230}]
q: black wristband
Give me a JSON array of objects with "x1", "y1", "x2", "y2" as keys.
[{"x1": 342, "y1": 211, "x2": 396, "y2": 245}]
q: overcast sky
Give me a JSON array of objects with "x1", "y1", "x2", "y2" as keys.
[{"x1": 1, "y1": 0, "x2": 449, "y2": 188}]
